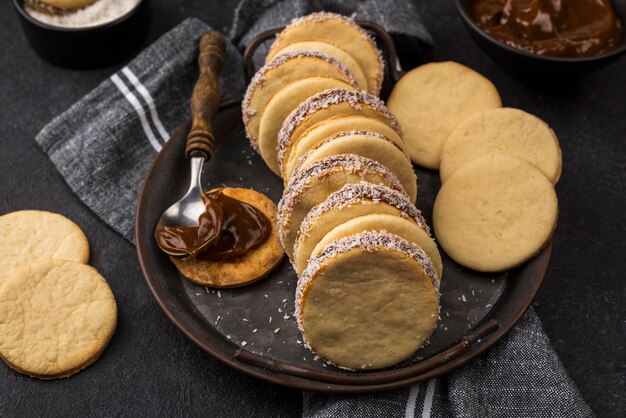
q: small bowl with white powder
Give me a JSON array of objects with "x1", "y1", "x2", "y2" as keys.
[{"x1": 13, "y1": 0, "x2": 150, "y2": 68}]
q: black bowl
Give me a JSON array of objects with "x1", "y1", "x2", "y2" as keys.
[
  {"x1": 13, "y1": 0, "x2": 151, "y2": 69},
  {"x1": 455, "y1": 0, "x2": 626, "y2": 78}
]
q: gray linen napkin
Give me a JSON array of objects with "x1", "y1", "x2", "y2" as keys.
[{"x1": 34, "y1": 1, "x2": 593, "y2": 417}]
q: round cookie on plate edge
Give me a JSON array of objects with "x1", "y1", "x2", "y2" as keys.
[
  {"x1": 439, "y1": 107, "x2": 562, "y2": 184},
  {"x1": 387, "y1": 61, "x2": 502, "y2": 170},
  {"x1": 293, "y1": 181, "x2": 429, "y2": 275},
  {"x1": 266, "y1": 12, "x2": 384, "y2": 94},
  {"x1": 242, "y1": 50, "x2": 357, "y2": 154},
  {"x1": 296, "y1": 231, "x2": 440, "y2": 370},
  {"x1": 278, "y1": 154, "x2": 406, "y2": 261},
  {"x1": 433, "y1": 155, "x2": 558, "y2": 273}
]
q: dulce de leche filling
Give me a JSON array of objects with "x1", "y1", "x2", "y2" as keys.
[
  {"x1": 472, "y1": 0, "x2": 623, "y2": 57},
  {"x1": 155, "y1": 189, "x2": 271, "y2": 261}
]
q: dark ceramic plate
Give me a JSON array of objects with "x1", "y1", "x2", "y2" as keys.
[{"x1": 135, "y1": 23, "x2": 552, "y2": 393}]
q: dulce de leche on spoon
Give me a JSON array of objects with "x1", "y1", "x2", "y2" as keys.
[{"x1": 154, "y1": 32, "x2": 276, "y2": 268}]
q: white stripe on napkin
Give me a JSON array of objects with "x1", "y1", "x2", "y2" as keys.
[
  {"x1": 110, "y1": 74, "x2": 162, "y2": 152},
  {"x1": 421, "y1": 379, "x2": 436, "y2": 418},
  {"x1": 121, "y1": 67, "x2": 170, "y2": 142},
  {"x1": 405, "y1": 384, "x2": 420, "y2": 418}
]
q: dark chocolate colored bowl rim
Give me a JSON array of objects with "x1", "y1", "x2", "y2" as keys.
[
  {"x1": 136, "y1": 22, "x2": 552, "y2": 393},
  {"x1": 12, "y1": 0, "x2": 146, "y2": 32},
  {"x1": 454, "y1": 0, "x2": 626, "y2": 64}
]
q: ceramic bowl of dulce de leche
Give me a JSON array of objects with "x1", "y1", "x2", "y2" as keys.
[
  {"x1": 13, "y1": 0, "x2": 150, "y2": 68},
  {"x1": 455, "y1": 0, "x2": 626, "y2": 77}
]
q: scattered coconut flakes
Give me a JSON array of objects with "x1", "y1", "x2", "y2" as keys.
[
  {"x1": 241, "y1": 341, "x2": 247, "y2": 347},
  {"x1": 274, "y1": 328, "x2": 281, "y2": 334},
  {"x1": 252, "y1": 329, "x2": 258, "y2": 333},
  {"x1": 461, "y1": 294, "x2": 467, "y2": 303}
]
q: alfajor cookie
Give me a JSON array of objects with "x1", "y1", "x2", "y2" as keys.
[
  {"x1": 278, "y1": 89, "x2": 402, "y2": 175},
  {"x1": 291, "y1": 130, "x2": 417, "y2": 203},
  {"x1": 40, "y1": 0, "x2": 96, "y2": 8},
  {"x1": 296, "y1": 231, "x2": 440, "y2": 370},
  {"x1": 171, "y1": 188, "x2": 284, "y2": 287},
  {"x1": 271, "y1": 42, "x2": 368, "y2": 92},
  {"x1": 243, "y1": 50, "x2": 357, "y2": 153},
  {"x1": 0, "y1": 260, "x2": 117, "y2": 379},
  {"x1": 266, "y1": 12, "x2": 384, "y2": 94},
  {"x1": 29, "y1": 0, "x2": 97, "y2": 14},
  {"x1": 282, "y1": 114, "x2": 407, "y2": 182},
  {"x1": 387, "y1": 61, "x2": 502, "y2": 169},
  {"x1": 293, "y1": 181, "x2": 429, "y2": 275},
  {"x1": 433, "y1": 155, "x2": 558, "y2": 272},
  {"x1": 440, "y1": 108, "x2": 562, "y2": 184},
  {"x1": 310, "y1": 213, "x2": 443, "y2": 279},
  {"x1": 0, "y1": 210, "x2": 89, "y2": 276},
  {"x1": 258, "y1": 77, "x2": 357, "y2": 175},
  {"x1": 278, "y1": 154, "x2": 406, "y2": 261}
]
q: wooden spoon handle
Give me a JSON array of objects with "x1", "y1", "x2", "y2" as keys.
[{"x1": 185, "y1": 31, "x2": 227, "y2": 159}]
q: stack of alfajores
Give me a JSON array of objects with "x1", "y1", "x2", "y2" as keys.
[{"x1": 242, "y1": 12, "x2": 441, "y2": 370}]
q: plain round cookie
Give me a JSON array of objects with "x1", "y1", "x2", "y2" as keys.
[
  {"x1": 440, "y1": 107, "x2": 562, "y2": 184},
  {"x1": 0, "y1": 261, "x2": 117, "y2": 379},
  {"x1": 266, "y1": 12, "x2": 384, "y2": 94},
  {"x1": 296, "y1": 231, "x2": 439, "y2": 370},
  {"x1": 0, "y1": 210, "x2": 89, "y2": 276},
  {"x1": 171, "y1": 188, "x2": 284, "y2": 287},
  {"x1": 242, "y1": 50, "x2": 357, "y2": 152},
  {"x1": 388, "y1": 61, "x2": 502, "y2": 169},
  {"x1": 433, "y1": 155, "x2": 558, "y2": 272}
]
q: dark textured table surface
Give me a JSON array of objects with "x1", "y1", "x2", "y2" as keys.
[{"x1": 1, "y1": 1, "x2": 624, "y2": 417}]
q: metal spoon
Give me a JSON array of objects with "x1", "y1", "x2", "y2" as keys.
[{"x1": 155, "y1": 31, "x2": 227, "y2": 256}]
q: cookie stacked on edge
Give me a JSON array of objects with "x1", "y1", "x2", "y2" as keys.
[{"x1": 242, "y1": 12, "x2": 442, "y2": 371}]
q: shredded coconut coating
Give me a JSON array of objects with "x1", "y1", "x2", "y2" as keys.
[
  {"x1": 277, "y1": 154, "x2": 406, "y2": 246},
  {"x1": 276, "y1": 89, "x2": 402, "y2": 172},
  {"x1": 279, "y1": 12, "x2": 385, "y2": 90},
  {"x1": 242, "y1": 50, "x2": 357, "y2": 152},
  {"x1": 290, "y1": 130, "x2": 405, "y2": 177},
  {"x1": 297, "y1": 181, "x2": 430, "y2": 245},
  {"x1": 294, "y1": 230, "x2": 441, "y2": 362}
]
